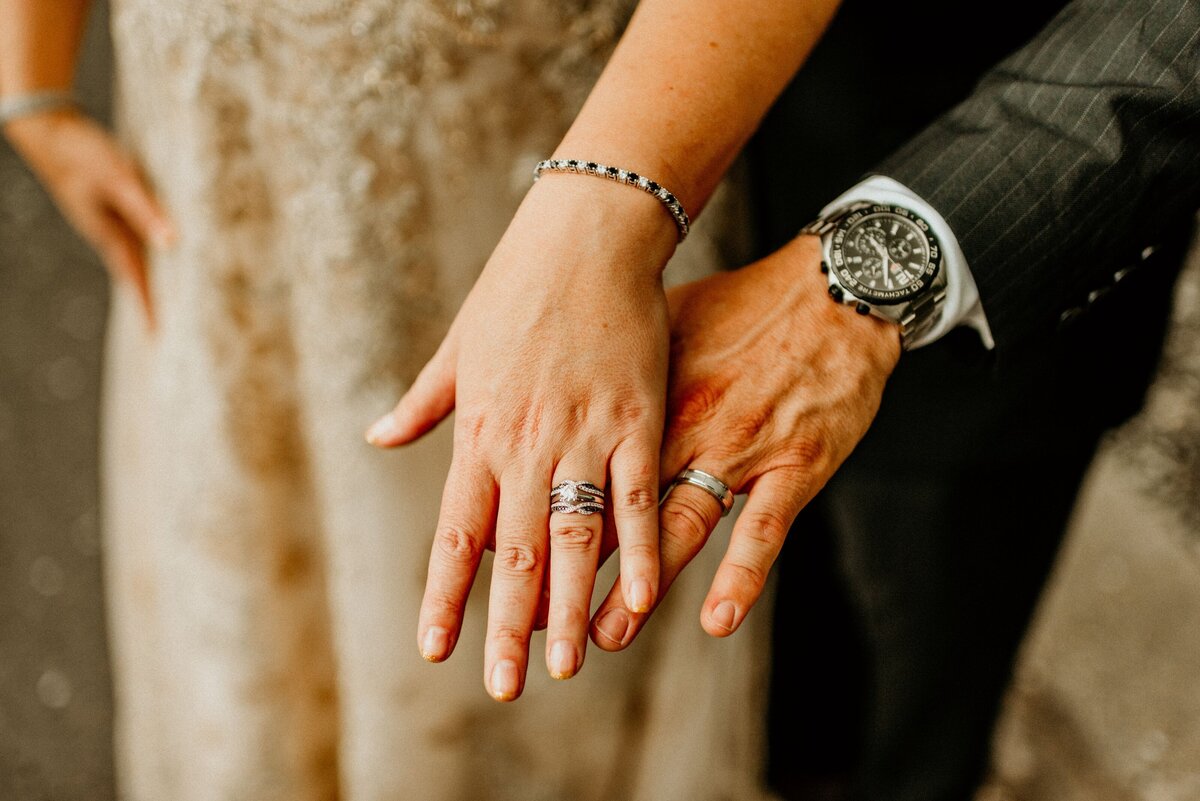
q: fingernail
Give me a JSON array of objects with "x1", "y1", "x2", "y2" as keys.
[
  {"x1": 710, "y1": 601, "x2": 737, "y2": 633},
  {"x1": 594, "y1": 608, "x2": 631, "y2": 647},
  {"x1": 548, "y1": 640, "x2": 577, "y2": 680},
  {"x1": 629, "y1": 579, "x2": 652, "y2": 613},
  {"x1": 151, "y1": 226, "x2": 173, "y2": 250},
  {"x1": 490, "y1": 660, "x2": 520, "y2": 701},
  {"x1": 365, "y1": 414, "x2": 395, "y2": 445},
  {"x1": 420, "y1": 627, "x2": 449, "y2": 662}
]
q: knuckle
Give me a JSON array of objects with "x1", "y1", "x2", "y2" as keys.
[
  {"x1": 669, "y1": 379, "x2": 728, "y2": 429},
  {"x1": 508, "y1": 399, "x2": 544, "y2": 448},
  {"x1": 617, "y1": 485, "x2": 658, "y2": 515},
  {"x1": 768, "y1": 468, "x2": 817, "y2": 505},
  {"x1": 434, "y1": 525, "x2": 483, "y2": 564},
  {"x1": 610, "y1": 395, "x2": 653, "y2": 429},
  {"x1": 549, "y1": 603, "x2": 591, "y2": 633},
  {"x1": 619, "y1": 540, "x2": 658, "y2": 563},
  {"x1": 725, "y1": 559, "x2": 769, "y2": 592},
  {"x1": 564, "y1": 395, "x2": 591, "y2": 430},
  {"x1": 491, "y1": 622, "x2": 529, "y2": 646},
  {"x1": 728, "y1": 406, "x2": 774, "y2": 444},
  {"x1": 455, "y1": 413, "x2": 488, "y2": 450},
  {"x1": 742, "y1": 510, "x2": 790, "y2": 544},
  {"x1": 660, "y1": 497, "x2": 713, "y2": 547},
  {"x1": 496, "y1": 543, "x2": 542, "y2": 576},
  {"x1": 422, "y1": 589, "x2": 463, "y2": 620},
  {"x1": 549, "y1": 523, "x2": 599, "y2": 552},
  {"x1": 780, "y1": 434, "x2": 827, "y2": 470}
]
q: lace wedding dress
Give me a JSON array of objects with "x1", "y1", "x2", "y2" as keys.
[{"x1": 100, "y1": 2, "x2": 769, "y2": 800}]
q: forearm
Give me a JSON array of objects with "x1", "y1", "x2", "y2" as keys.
[
  {"x1": 0, "y1": 0, "x2": 91, "y2": 97},
  {"x1": 555, "y1": 0, "x2": 840, "y2": 217}
]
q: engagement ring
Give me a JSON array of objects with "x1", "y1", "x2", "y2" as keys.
[{"x1": 551, "y1": 480, "x2": 606, "y2": 515}]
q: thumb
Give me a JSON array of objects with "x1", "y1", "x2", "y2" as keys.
[{"x1": 366, "y1": 339, "x2": 457, "y2": 447}]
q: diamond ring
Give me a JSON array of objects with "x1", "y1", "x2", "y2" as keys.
[{"x1": 551, "y1": 480, "x2": 606, "y2": 515}]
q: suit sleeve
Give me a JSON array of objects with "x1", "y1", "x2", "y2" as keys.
[{"x1": 875, "y1": 0, "x2": 1200, "y2": 354}]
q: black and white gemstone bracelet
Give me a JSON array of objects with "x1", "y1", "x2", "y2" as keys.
[{"x1": 533, "y1": 158, "x2": 691, "y2": 242}]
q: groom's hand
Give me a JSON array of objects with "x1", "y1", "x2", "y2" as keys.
[{"x1": 589, "y1": 235, "x2": 901, "y2": 649}]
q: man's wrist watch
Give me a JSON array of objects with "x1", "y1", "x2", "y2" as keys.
[{"x1": 802, "y1": 201, "x2": 947, "y2": 350}]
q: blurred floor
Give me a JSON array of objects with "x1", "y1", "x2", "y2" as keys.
[
  {"x1": 979, "y1": 232, "x2": 1200, "y2": 801},
  {"x1": 983, "y1": 453, "x2": 1200, "y2": 801},
  {"x1": 1, "y1": 4, "x2": 1198, "y2": 800}
]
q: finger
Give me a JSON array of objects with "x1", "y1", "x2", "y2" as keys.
[
  {"x1": 545, "y1": 463, "x2": 606, "y2": 680},
  {"x1": 484, "y1": 471, "x2": 548, "y2": 701},
  {"x1": 366, "y1": 336, "x2": 457, "y2": 447},
  {"x1": 105, "y1": 168, "x2": 176, "y2": 250},
  {"x1": 596, "y1": 510, "x2": 620, "y2": 570},
  {"x1": 93, "y1": 211, "x2": 156, "y2": 330},
  {"x1": 700, "y1": 470, "x2": 804, "y2": 637},
  {"x1": 609, "y1": 439, "x2": 660, "y2": 614},
  {"x1": 417, "y1": 458, "x2": 497, "y2": 663},
  {"x1": 590, "y1": 477, "x2": 726, "y2": 651},
  {"x1": 533, "y1": 581, "x2": 550, "y2": 632}
]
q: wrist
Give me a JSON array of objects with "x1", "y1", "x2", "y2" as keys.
[
  {"x1": 550, "y1": 129, "x2": 694, "y2": 211},
  {"x1": 0, "y1": 90, "x2": 76, "y2": 139},
  {"x1": 518, "y1": 169, "x2": 679, "y2": 279},
  {"x1": 786, "y1": 235, "x2": 903, "y2": 370},
  {"x1": 2, "y1": 105, "x2": 81, "y2": 151}
]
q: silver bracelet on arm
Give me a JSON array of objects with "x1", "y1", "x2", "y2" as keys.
[
  {"x1": 0, "y1": 90, "x2": 76, "y2": 126},
  {"x1": 533, "y1": 158, "x2": 691, "y2": 242}
]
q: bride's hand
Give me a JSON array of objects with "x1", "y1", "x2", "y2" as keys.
[
  {"x1": 4, "y1": 109, "x2": 175, "y2": 328},
  {"x1": 367, "y1": 176, "x2": 677, "y2": 700}
]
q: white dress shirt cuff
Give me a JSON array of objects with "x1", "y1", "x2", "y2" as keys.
[{"x1": 820, "y1": 175, "x2": 995, "y2": 350}]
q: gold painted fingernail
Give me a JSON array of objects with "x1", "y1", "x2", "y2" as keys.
[
  {"x1": 490, "y1": 660, "x2": 520, "y2": 701},
  {"x1": 629, "y1": 579, "x2": 652, "y2": 613},
  {"x1": 548, "y1": 640, "x2": 577, "y2": 680},
  {"x1": 420, "y1": 627, "x2": 449, "y2": 662}
]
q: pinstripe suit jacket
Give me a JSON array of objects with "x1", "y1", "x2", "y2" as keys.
[{"x1": 877, "y1": 0, "x2": 1200, "y2": 354}]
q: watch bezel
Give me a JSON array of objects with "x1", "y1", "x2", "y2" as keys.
[{"x1": 829, "y1": 204, "x2": 941, "y2": 306}]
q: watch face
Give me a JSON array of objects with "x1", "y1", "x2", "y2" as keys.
[{"x1": 829, "y1": 204, "x2": 941, "y2": 305}]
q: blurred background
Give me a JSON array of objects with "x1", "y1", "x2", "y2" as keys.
[
  {"x1": 2, "y1": 4, "x2": 1198, "y2": 800},
  {"x1": 0, "y1": 2, "x2": 116, "y2": 799}
]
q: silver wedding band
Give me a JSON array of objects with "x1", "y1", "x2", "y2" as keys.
[
  {"x1": 550, "y1": 480, "x2": 605, "y2": 516},
  {"x1": 663, "y1": 469, "x2": 735, "y2": 517}
]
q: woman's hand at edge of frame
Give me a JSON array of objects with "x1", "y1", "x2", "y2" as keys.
[{"x1": 4, "y1": 108, "x2": 175, "y2": 329}]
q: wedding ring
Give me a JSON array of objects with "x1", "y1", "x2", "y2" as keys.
[
  {"x1": 663, "y1": 469, "x2": 735, "y2": 517},
  {"x1": 550, "y1": 480, "x2": 606, "y2": 516}
]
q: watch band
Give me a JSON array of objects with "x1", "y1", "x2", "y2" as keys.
[
  {"x1": 895, "y1": 281, "x2": 947, "y2": 346},
  {"x1": 800, "y1": 218, "x2": 837, "y2": 237}
]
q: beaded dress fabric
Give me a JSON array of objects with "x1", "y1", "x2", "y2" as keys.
[{"x1": 101, "y1": 2, "x2": 768, "y2": 800}]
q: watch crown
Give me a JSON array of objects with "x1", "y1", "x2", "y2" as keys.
[
  {"x1": 855, "y1": 302, "x2": 871, "y2": 315},
  {"x1": 820, "y1": 261, "x2": 829, "y2": 274},
  {"x1": 828, "y1": 285, "x2": 844, "y2": 302}
]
